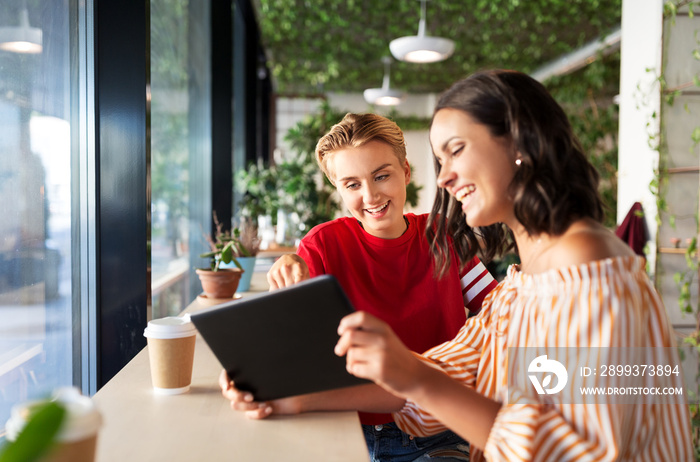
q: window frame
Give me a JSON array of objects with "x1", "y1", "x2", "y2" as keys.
[{"x1": 73, "y1": 0, "x2": 271, "y2": 394}]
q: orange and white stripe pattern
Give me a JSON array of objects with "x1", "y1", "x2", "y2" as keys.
[{"x1": 394, "y1": 256, "x2": 693, "y2": 461}]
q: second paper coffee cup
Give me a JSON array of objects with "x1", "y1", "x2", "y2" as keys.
[
  {"x1": 144, "y1": 317, "x2": 197, "y2": 395},
  {"x1": 5, "y1": 387, "x2": 102, "y2": 462}
]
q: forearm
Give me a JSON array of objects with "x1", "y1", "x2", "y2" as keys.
[
  {"x1": 403, "y1": 363, "x2": 500, "y2": 450},
  {"x1": 295, "y1": 383, "x2": 406, "y2": 414}
]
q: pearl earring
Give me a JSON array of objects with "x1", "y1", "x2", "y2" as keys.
[{"x1": 515, "y1": 158, "x2": 522, "y2": 166}]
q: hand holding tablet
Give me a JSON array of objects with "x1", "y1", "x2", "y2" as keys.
[{"x1": 191, "y1": 275, "x2": 369, "y2": 401}]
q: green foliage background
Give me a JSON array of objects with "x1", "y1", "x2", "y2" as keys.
[
  {"x1": 546, "y1": 52, "x2": 621, "y2": 229},
  {"x1": 253, "y1": 0, "x2": 622, "y2": 96}
]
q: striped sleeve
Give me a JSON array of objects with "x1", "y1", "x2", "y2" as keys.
[
  {"x1": 460, "y1": 257, "x2": 498, "y2": 313},
  {"x1": 392, "y1": 305, "x2": 491, "y2": 437},
  {"x1": 485, "y1": 398, "x2": 693, "y2": 462},
  {"x1": 483, "y1": 392, "x2": 623, "y2": 461}
]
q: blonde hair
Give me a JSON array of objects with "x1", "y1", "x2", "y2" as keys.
[{"x1": 315, "y1": 113, "x2": 407, "y2": 185}]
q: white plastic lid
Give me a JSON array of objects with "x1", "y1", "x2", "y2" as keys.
[
  {"x1": 5, "y1": 387, "x2": 102, "y2": 442},
  {"x1": 143, "y1": 316, "x2": 197, "y2": 339}
]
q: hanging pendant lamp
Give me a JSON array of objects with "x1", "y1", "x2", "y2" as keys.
[
  {"x1": 390, "y1": 0, "x2": 454, "y2": 64},
  {"x1": 0, "y1": 7, "x2": 43, "y2": 54},
  {"x1": 363, "y1": 57, "x2": 403, "y2": 106}
]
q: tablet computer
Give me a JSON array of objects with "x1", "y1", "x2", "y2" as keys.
[{"x1": 190, "y1": 274, "x2": 369, "y2": 401}]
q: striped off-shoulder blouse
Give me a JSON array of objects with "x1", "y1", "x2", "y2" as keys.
[{"x1": 393, "y1": 256, "x2": 693, "y2": 461}]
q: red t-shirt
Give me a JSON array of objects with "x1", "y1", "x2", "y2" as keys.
[{"x1": 297, "y1": 213, "x2": 497, "y2": 425}]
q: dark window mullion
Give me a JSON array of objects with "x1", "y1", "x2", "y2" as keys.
[{"x1": 93, "y1": 0, "x2": 148, "y2": 389}]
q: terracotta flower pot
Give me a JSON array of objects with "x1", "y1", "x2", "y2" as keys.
[
  {"x1": 220, "y1": 256, "x2": 256, "y2": 292},
  {"x1": 196, "y1": 268, "x2": 244, "y2": 299}
]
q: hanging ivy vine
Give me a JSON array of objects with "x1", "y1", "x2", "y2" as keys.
[
  {"x1": 254, "y1": 0, "x2": 622, "y2": 96},
  {"x1": 650, "y1": 1, "x2": 700, "y2": 456}
]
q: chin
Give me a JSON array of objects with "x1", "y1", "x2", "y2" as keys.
[{"x1": 464, "y1": 214, "x2": 487, "y2": 229}]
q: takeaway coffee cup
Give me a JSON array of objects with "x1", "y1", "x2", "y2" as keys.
[
  {"x1": 5, "y1": 387, "x2": 102, "y2": 462},
  {"x1": 143, "y1": 316, "x2": 197, "y2": 394}
]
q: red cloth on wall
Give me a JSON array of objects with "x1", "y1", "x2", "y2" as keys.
[{"x1": 615, "y1": 202, "x2": 647, "y2": 256}]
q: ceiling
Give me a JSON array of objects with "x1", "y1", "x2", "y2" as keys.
[{"x1": 251, "y1": 0, "x2": 622, "y2": 96}]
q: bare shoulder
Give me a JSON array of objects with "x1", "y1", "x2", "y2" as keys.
[{"x1": 549, "y1": 220, "x2": 635, "y2": 267}]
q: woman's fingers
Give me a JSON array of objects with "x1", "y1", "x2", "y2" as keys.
[
  {"x1": 335, "y1": 312, "x2": 391, "y2": 377},
  {"x1": 221, "y1": 381, "x2": 254, "y2": 403},
  {"x1": 289, "y1": 263, "x2": 308, "y2": 284},
  {"x1": 219, "y1": 368, "x2": 272, "y2": 417},
  {"x1": 266, "y1": 269, "x2": 284, "y2": 290},
  {"x1": 266, "y1": 255, "x2": 310, "y2": 290},
  {"x1": 335, "y1": 323, "x2": 384, "y2": 357},
  {"x1": 243, "y1": 405, "x2": 273, "y2": 419},
  {"x1": 219, "y1": 368, "x2": 230, "y2": 392},
  {"x1": 226, "y1": 392, "x2": 273, "y2": 419},
  {"x1": 335, "y1": 312, "x2": 421, "y2": 397},
  {"x1": 219, "y1": 369, "x2": 247, "y2": 400},
  {"x1": 337, "y1": 311, "x2": 386, "y2": 335},
  {"x1": 336, "y1": 312, "x2": 390, "y2": 353},
  {"x1": 226, "y1": 395, "x2": 273, "y2": 419}
]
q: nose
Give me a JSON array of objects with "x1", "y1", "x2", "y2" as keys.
[
  {"x1": 362, "y1": 183, "x2": 380, "y2": 203},
  {"x1": 436, "y1": 164, "x2": 456, "y2": 190}
]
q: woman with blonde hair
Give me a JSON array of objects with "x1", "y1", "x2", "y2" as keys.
[{"x1": 222, "y1": 112, "x2": 497, "y2": 461}]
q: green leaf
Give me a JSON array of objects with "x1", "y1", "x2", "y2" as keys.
[
  {"x1": 664, "y1": 1, "x2": 677, "y2": 20},
  {"x1": 230, "y1": 258, "x2": 243, "y2": 270},
  {"x1": 692, "y1": 127, "x2": 700, "y2": 145},
  {"x1": 666, "y1": 89, "x2": 682, "y2": 106},
  {"x1": 0, "y1": 402, "x2": 66, "y2": 462},
  {"x1": 220, "y1": 242, "x2": 234, "y2": 264},
  {"x1": 674, "y1": 272, "x2": 683, "y2": 284},
  {"x1": 233, "y1": 240, "x2": 251, "y2": 258}
]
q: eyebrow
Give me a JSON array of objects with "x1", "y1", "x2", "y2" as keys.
[
  {"x1": 439, "y1": 136, "x2": 459, "y2": 153},
  {"x1": 337, "y1": 163, "x2": 393, "y2": 183}
]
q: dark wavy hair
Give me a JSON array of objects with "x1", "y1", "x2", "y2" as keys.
[{"x1": 427, "y1": 69, "x2": 604, "y2": 276}]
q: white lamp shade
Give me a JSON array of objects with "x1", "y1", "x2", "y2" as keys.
[
  {"x1": 363, "y1": 88, "x2": 403, "y2": 106},
  {"x1": 389, "y1": 35, "x2": 454, "y2": 63},
  {"x1": 0, "y1": 9, "x2": 42, "y2": 54}
]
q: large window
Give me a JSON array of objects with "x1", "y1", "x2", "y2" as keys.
[
  {"x1": 150, "y1": 0, "x2": 195, "y2": 318},
  {"x1": 150, "y1": 0, "x2": 213, "y2": 319},
  {"x1": 0, "y1": 0, "x2": 76, "y2": 433},
  {"x1": 0, "y1": 0, "x2": 267, "y2": 438}
]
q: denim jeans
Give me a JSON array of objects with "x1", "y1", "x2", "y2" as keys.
[{"x1": 362, "y1": 422, "x2": 470, "y2": 462}]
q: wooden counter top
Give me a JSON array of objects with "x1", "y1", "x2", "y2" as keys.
[{"x1": 92, "y1": 270, "x2": 369, "y2": 461}]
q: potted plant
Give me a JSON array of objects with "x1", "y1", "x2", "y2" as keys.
[
  {"x1": 219, "y1": 216, "x2": 261, "y2": 292},
  {"x1": 196, "y1": 213, "x2": 246, "y2": 300}
]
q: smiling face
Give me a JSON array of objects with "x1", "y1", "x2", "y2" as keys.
[
  {"x1": 430, "y1": 108, "x2": 518, "y2": 229},
  {"x1": 327, "y1": 140, "x2": 411, "y2": 239}
]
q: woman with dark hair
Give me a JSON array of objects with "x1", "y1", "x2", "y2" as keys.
[{"x1": 336, "y1": 70, "x2": 693, "y2": 461}]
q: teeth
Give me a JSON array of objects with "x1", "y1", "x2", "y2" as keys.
[
  {"x1": 366, "y1": 202, "x2": 389, "y2": 213},
  {"x1": 455, "y1": 185, "x2": 475, "y2": 201}
]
